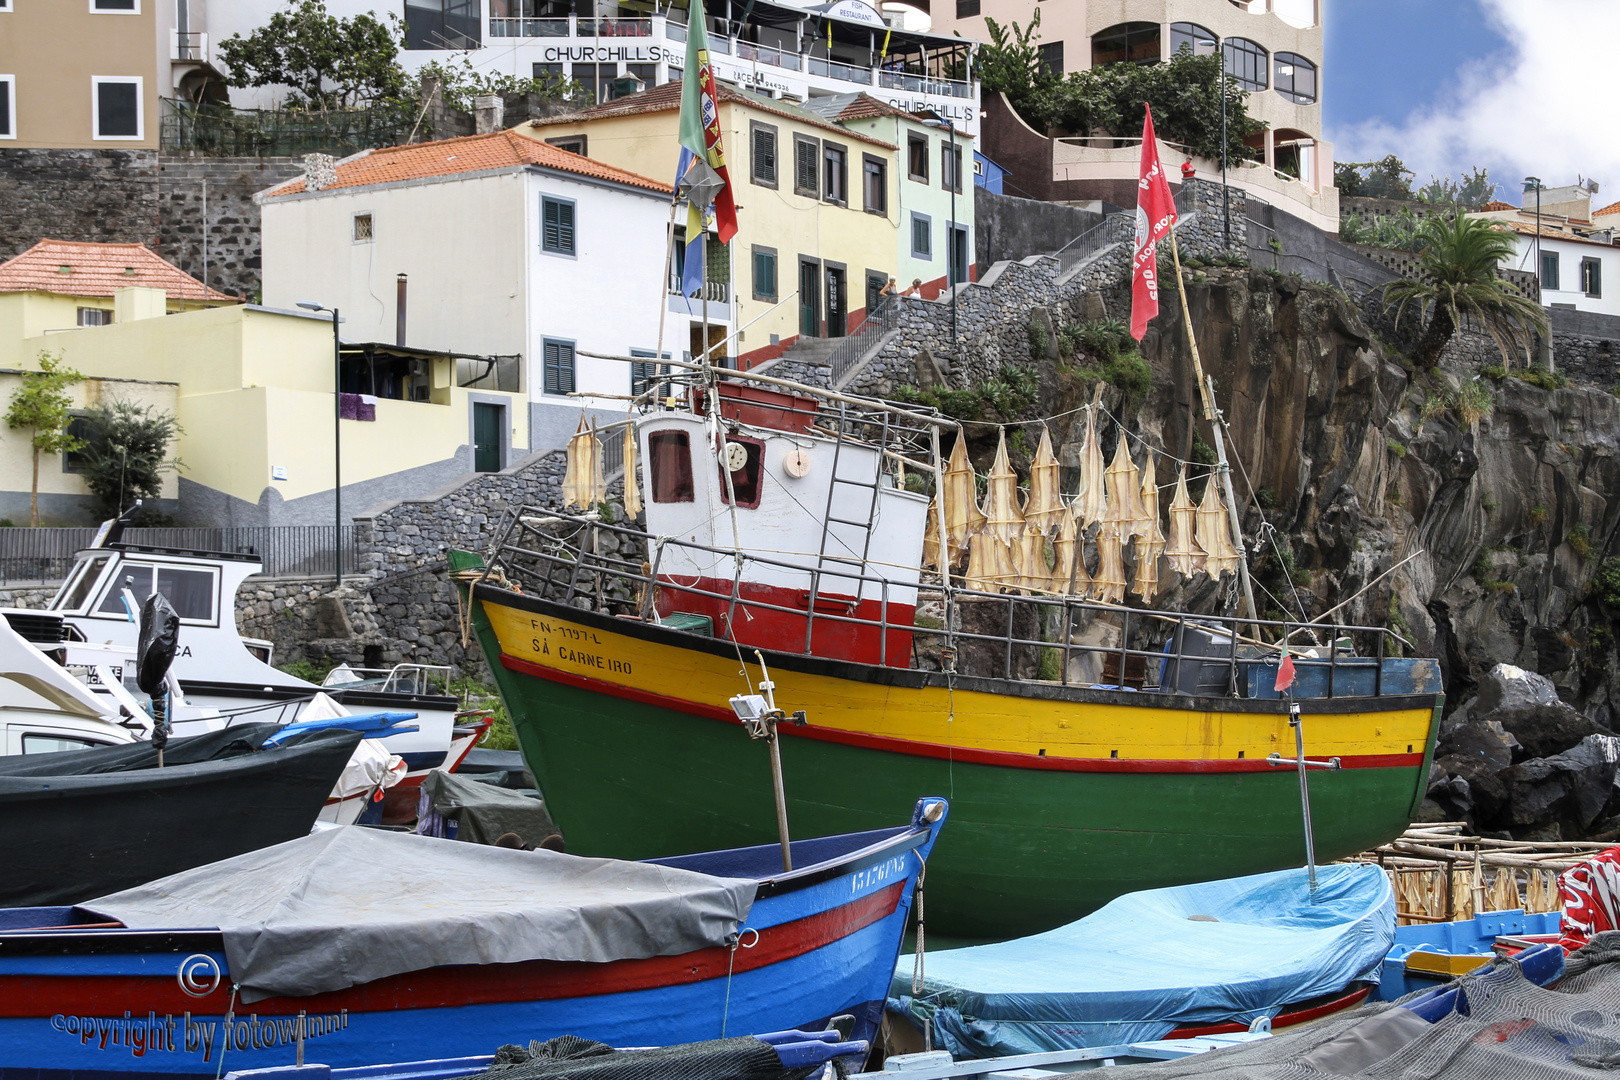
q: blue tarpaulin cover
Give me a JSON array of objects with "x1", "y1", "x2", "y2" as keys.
[{"x1": 889, "y1": 864, "x2": 1396, "y2": 1058}]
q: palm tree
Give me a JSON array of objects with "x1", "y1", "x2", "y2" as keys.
[{"x1": 1382, "y1": 213, "x2": 1548, "y2": 368}]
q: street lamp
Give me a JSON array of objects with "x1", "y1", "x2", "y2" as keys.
[
  {"x1": 1523, "y1": 177, "x2": 1544, "y2": 290},
  {"x1": 921, "y1": 118, "x2": 959, "y2": 355},
  {"x1": 297, "y1": 300, "x2": 343, "y2": 585}
]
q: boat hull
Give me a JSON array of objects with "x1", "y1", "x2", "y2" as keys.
[
  {"x1": 0, "y1": 813, "x2": 939, "y2": 1076},
  {"x1": 470, "y1": 585, "x2": 1442, "y2": 938}
]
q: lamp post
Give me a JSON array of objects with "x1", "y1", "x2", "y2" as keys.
[
  {"x1": 922, "y1": 118, "x2": 959, "y2": 354},
  {"x1": 1220, "y1": 60, "x2": 1230, "y2": 249},
  {"x1": 297, "y1": 301, "x2": 343, "y2": 585},
  {"x1": 1523, "y1": 176, "x2": 1544, "y2": 289}
]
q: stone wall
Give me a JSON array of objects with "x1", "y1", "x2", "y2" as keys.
[
  {"x1": 158, "y1": 156, "x2": 307, "y2": 300},
  {"x1": 974, "y1": 188, "x2": 1103, "y2": 270},
  {"x1": 749, "y1": 356, "x2": 833, "y2": 388},
  {"x1": 0, "y1": 149, "x2": 160, "y2": 260}
]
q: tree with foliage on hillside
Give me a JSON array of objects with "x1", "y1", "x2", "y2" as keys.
[
  {"x1": 76, "y1": 401, "x2": 182, "y2": 521},
  {"x1": 4, "y1": 352, "x2": 84, "y2": 527},
  {"x1": 415, "y1": 57, "x2": 592, "y2": 113},
  {"x1": 1382, "y1": 213, "x2": 1547, "y2": 369},
  {"x1": 977, "y1": 15, "x2": 1260, "y2": 166},
  {"x1": 218, "y1": 0, "x2": 409, "y2": 111}
]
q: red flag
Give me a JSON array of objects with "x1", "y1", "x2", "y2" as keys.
[
  {"x1": 1130, "y1": 104, "x2": 1178, "y2": 341},
  {"x1": 695, "y1": 58, "x2": 739, "y2": 243},
  {"x1": 1275, "y1": 653, "x2": 1297, "y2": 694}
]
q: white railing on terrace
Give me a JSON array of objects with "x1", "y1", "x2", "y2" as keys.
[
  {"x1": 490, "y1": 16, "x2": 569, "y2": 35},
  {"x1": 736, "y1": 41, "x2": 801, "y2": 70},
  {"x1": 170, "y1": 30, "x2": 207, "y2": 61},
  {"x1": 580, "y1": 16, "x2": 653, "y2": 36},
  {"x1": 809, "y1": 57, "x2": 873, "y2": 84},
  {"x1": 878, "y1": 69, "x2": 972, "y2": 98}
]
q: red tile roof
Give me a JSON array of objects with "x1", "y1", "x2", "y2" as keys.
[
  {"x1": 0, "y1": 239, "x2": 236, "y2": 302},
  {"x1": 263, "y1": 129, "x2": 671, "y2": 197},
  {"x1": 1478, "y1": 200, "x2": 1517, "y2": 212},
  {"x1": 526, "y1": 80, "x2": 896, "y2": 148},
  {"x1": 834, "y1": 93, "x2": 915, "y2": 122},
  {"x1": 1595, "y1": 200, "x2": 1620, "y2": 218}
]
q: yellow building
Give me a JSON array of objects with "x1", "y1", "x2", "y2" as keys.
[{"x1": 518, "y1": 80, "x2": 899, "y2": 369}]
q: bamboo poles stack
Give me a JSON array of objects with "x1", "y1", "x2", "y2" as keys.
[{"x1": 1342, "y1": 822, "x2": 1613, "y2": 925}]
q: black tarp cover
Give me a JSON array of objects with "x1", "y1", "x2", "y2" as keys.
[
  {"x1": 81, "y1": 827, "x2": 757, "y2": 1002},
  {"x1": 420, "y1": 767, "x2": 559, "y2": 845}
]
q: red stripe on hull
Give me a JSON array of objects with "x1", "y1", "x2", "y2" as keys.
[
  {"x1": 1169, "y1": 985, "x2": 1372, "y2": 1037},
  {"x1": 498, "y1": 652, "x2": 1424, "y2": 775},
  {"x1": 0, "y1": 883, "x2": 905, "y2": 1018}
]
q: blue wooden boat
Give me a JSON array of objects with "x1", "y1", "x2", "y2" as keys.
[
  {"x1": 0, "y1": 797, "x2": 946, "y2": 1077},
  {"x1": 1374, "y1": 907, "x2": 1563, "y2": 1000}
]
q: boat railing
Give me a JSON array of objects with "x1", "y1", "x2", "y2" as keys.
[
  {"x1": 324, "y1": 663, "x2": 454, "y2": 697},
  {"x1": 483, "y1": 511, "x2": 1417, "y2": 699}
]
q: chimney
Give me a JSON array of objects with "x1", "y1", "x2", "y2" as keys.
[
  {"x1": 474, "y1": 94, "x2": 505, "y2": 135},
  {"x1": 302, "y1": 153, "x2": 337, "y2": 192},
  {"x1": 396, "y1": 273, "x2": 408, "y2": 347}
]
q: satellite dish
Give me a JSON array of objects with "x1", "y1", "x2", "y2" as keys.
[
  {"x1": 783, "y1": 449, "x2": 812, "y2": 478},
  {"x1": 724, "y1": 441, "x2": 749, "y2": 472}
]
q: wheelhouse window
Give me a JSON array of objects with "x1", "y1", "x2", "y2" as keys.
[
  {"x1": 648, "y1": 430, "x2": 694, "y2": 503},
  {"x1": 1223, "y1": 38, "x2": 1268, "y2": 90},
  {"x1": 23, "y1": 734, "x2": 108, "y2": 754},
  {"x1": 717, "y1": 436, "x2": 764, "y2": 508},
  {"x1": 1092, "y1": 22, "x2": 1159, "y2": 67},
  {"x1": 51, "y1": 553, "x2": 112, "y2": 611},
  {"x1": 1169, "y1": 22, "x2": 1217, "y2": 57},
  {"x1": 94, "y1": 564, "x2": 217, "y2": 623},
  {"x1": 1274, "y1": 52, "x2": 1316, "y2": 104}
]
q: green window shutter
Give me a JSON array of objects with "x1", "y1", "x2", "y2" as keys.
[{"x1": 542, "y1": 197, "x2": 576, "y2": 255}]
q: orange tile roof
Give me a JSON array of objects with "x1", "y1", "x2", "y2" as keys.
[
  {"x1": 263, "y1": 129, "x2": 671, "y2": 197},
  {"x1": 1595, "y1": 199, "x2": 1620, "y2": 218},
  {"x1": 834, "y1": 93, "x2": 914, "y2": 122},
  {"x1": 1478, "y1": 200, "x2": 1517, "y2": 212},
  {"x1": 0, "y1": 239, "x2": 236, "y2": 302},
  {"x1": 1497, "y1": 219, "x2": 1615, "y2": 248},
  {"x1": 527, "y1": 80, "x2": 896, "y2": 148}
]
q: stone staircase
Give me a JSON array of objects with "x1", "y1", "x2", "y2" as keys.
[{"x1": 753, "y1": 335, "x2": 842, "y2": 388}]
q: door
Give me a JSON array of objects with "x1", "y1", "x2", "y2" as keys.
[
  {"x1": 473, "y1": 403, "x2": 503, "y2": 473},
  {"x1": 865, "y1": 273, "x2": 886, "y2": 323},
  {"x1": 799, "y1": 260, "x2": 821, "y2": 338},
  {"x1": 825, "y1": 266, "x2": 846, "y2": 338}
]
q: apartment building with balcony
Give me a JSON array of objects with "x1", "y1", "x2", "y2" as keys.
[
  {"x1": 0, "y1": 0, "x2": 225, "y2": 150},
  {"x1": 204, "y1": 0, "x2": 982, "y2": 135},
  {"x1": 1473, "y1": 187, "x2": 1620, "y2": 320}
]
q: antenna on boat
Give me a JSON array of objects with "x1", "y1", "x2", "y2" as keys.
[{"x1": 730, "y1": 650, "x2": 805, "y2": 872}]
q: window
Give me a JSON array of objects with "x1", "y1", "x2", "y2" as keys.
[
  {"x1": 717, "y1": 435, "x2": 764, "y2": 508},
  {"x1": 546, "y1": 134, "x2": 587, "y2": 156},
  {"x1": 752, "y1": 245, "x2": 778, "y2": 301},
  {"x1": 941, "y1": 142, "x2": 962, "y2": 193},
  {"x1": 1223, "y1": 38, "x2": 1268, "y2": 90},
  {"x1": 573, "y1": 63, "x2": 615, "y2": 104},
  {"x1": 91, "y1": 0, "x2": 138, "y2": 10},
  {"x1": 352, "y1": 213, "x2": 373, "y2": 241},
  {"x1": 404, "y1": 0, "x2": 480, "y2": 49},
  {"x1": 624, "y1": 63, "x2": 656, "y2": 89},
  {"x1": 51, "y1": 554, "x2": 111, "y2": 612},
  {"x1": 23, "y1": 734, "x2": 108, "y2": 754},
  {"x1": 862, "y1": 155, "x2": 886, "y2": 214},
  {"x1": 750, "y1": 121, "x2": 778, "y2": 187},
  {"x1": 1038, "y1": 42, "x2": 1064, "y2": 78},
  {"x1": 907, "y1": 133, "x2": 928, "y2": 182},
  {"x1": 667, "y1": 66, "x2": 683, "y2": 83},
  {"x1": 76, "y1": 307, "x2": 112, "y2": 326},
  {"x1": 92, "y1": 77, "x2": 141, "y2": 140},
  {"x1": 1582, "y1": 257, "x2": 1602, "y2": 298},
  {"x1": 630, "y1": 348, "x2": 672, "y2": 397},
  {"x1": 541, "y1": 195, "x2": 576, "y2": 255},
  {"x1": 1274, "y1": 52, "x2": 1316, "y2": 104},
  {"x1": 0, "y1": 76, "x2": 13, "y2": 140},
  {"x1": 63, "y1": 413, "x2": 94, "y2": 472},
  {"x1": 949, "y1": 223, "x2": 968, "y2": 286},
  {"x1": 1541, "y1": 251, "x2": 1560, "y2": 291},
  {"x1": 648, "y1": 430, "x2": 694, "y2": 503},
  {"x1": 1169, "y1": 22, "x2": 1217, "y2": 57},
  {"x1": 542, "y1": 339, "x2": 576, "y2": 395},
  {"x1": 1092, "y1": 22, "x2": 1159, "y2": 67},
  {"x1": 955, "y1": 0, "x2": 979, "y2": 16},
  {"x1": 794, "y1": 136, "x2": 819, "y2": 198},
  {"x1": 95, "y1": 564, "x2": 217, "y2": 623},
  {"x1": 910, "y1": 211, "x2": 932, "y2": 259},
  {"x1": 533, "y1": 62, "x2": 563, "y2": 80},
  {"x1": 823, "y1": 143, "x2": 847, "y2": 205}
]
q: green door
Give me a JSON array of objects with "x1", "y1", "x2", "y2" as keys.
[{"x1": 473, "y1": 403, "x2": 502, "y2": 473}]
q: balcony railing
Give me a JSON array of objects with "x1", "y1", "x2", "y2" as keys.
[
  {"x1": 809, "y1": 57, "x2": 872, "y2": 84},
  {"x1": 736, "y1": 41, "x2": 801, "y2": 70},
  {"x1": 669, "y1": 280, "x2": 730, "y2": 305},
  {"x1": 170, "y1": 30, "x2": 207, "y2": 61},
  {"x1": 490, "y1": 16, "x2": 569, "y2": 36},
  {"x1": 878, "y1": 69, "x2": 972, "y2": 98},
  {"x1": 666, "y1": 18, "x2": 686, "y2": 41},
  {"x1": 581, "y1": 17, "x2": 652, "y2": 36}
]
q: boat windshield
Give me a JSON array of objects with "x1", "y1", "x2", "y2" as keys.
[{"x1": 49, "y1": 554, "x2": 112, "y2": 612}]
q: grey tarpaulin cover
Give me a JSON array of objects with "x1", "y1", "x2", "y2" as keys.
[
  {"x1": 80, "y1": 827, "x2": 756, "y2": 1003},
  {"x1": 420, "y1": 767, "x2": 559, "y2": 845}
]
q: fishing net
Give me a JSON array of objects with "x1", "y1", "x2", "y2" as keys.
[
  {"x1": 1117, "y1": 933, "x2": 1620, "y2": 1078},
  {"x1": 457, "y1": 1035, "x2": 823, "y2": 1080}
]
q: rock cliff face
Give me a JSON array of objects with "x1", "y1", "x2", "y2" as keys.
[{"x1": 1009, "y1": 267, "x2": 1620, "y2": 727}]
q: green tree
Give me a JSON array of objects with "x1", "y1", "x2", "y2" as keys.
[
  {"x1": 1416, "y1": 166, "x2": 1498, "y2": 211},
  {"x1": 977, "y1": 10, "x2": 1048, "y2": 99},
  {"x1": 1383, "y1": 213, "x2": 1548, "y2": 369},
  {"x1": 1335, "y1": 155, "x2": 1416, "y2": 200},
  {"x1": 218, "y1": 0, "x2": 408, "y2": 111},
  {"x1": 416, "y1": 57, "x2": 591, "y2": 112},
  {"x1": 4, "y1": 351, "x2": 85, "y2": 527},
  {"x1": 76, "y1": 401, "x2": 182, "y2": 520}
]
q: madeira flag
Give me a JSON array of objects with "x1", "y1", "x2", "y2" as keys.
[{"x1": 677, "y1": 0, "x2": 738, "y2": 296}]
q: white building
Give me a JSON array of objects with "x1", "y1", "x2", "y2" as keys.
[
  {"x1": 1474, "y1": 186, "x2": 1620, "y2": 320},
  {"x1": 258, "y1": 129, "x2": 687, "y2": 452},
  {"x1": 203, "y1": 0, "x2": 983, "y2": 135}
]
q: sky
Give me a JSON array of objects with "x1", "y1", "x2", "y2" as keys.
[{"x1": 1325, "y1": 0, "x2": 1620, "y2": 208}]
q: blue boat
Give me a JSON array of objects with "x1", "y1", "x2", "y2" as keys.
[
  {"x1": 0, "y1": 797, "x2": 946, "y2": 1077},
  {"x1": 889, "y1": 864, "x2": 1396, "y2": 1058},
  {"x1": 1375, "y1": 907, "x2": 1563, "y2": 1000}
]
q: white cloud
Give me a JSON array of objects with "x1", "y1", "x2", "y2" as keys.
[{"x1": 1329, "y1": 1, "x2": 1620, "y2": 203}]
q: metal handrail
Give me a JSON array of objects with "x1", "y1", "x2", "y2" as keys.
[
  {"x1": 486, "y1": 510, "x2": 1414, "y2": 698},
  {"x1": 824, "y1": 298, "x2": 898, "y2": 385}
]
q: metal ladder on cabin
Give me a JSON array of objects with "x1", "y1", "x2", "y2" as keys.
[{"x1": 810, "y1": 403, "x2": 892, "y2": 614}]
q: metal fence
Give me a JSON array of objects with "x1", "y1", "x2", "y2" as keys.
[
  {"x1": 159, "y1": 99, "x2": 416, "y2": 157},
  {"x1": 826, "y1": 299, "x2": 899, "y2": 387},
  {"x1": 0, "y1": 526, "x2": 360, "y2": 585}
]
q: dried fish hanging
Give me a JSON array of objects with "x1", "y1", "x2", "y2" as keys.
[
  {"x1": 563, "y1": 415, "x2": 605, "y2": 510},
  {"x1": 1102, "y1": 436, "x2": 1147, "y2": 540},
  {"x1": 1196, "y1": 476, "x2": 1241, "y2": 579},
  {"x1": 980, "y1": 429, "x2": 1024, "y2": 592},
  {"x1": 1092, "y1": 523, "x2": 1127, "y2": 604},
  {"x1": 621, "y1": 414, "x2": 641, "y2": 518},
  {"x1": 1075, "y1": 389, "x2": 1108, "y2": 528},
  {"x1": 1131, "y1": 460, "x2": 1165, "y2": 600},
  {"x1": 1050, "y1": 501, "x2": 1091, "y2": 597},
  {"x1": 1164, "y1": 465, "x2": 1206, "y2": 578},
  {"x1": 1023, "y1": 427, "x2": 1065, "y2": 533},
  {"x1": 922, "y1": 502, "x2": 942, "y2": 571},
  {"x1": 942, "y1": 435, "x2": 983, "y2": 566}
]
